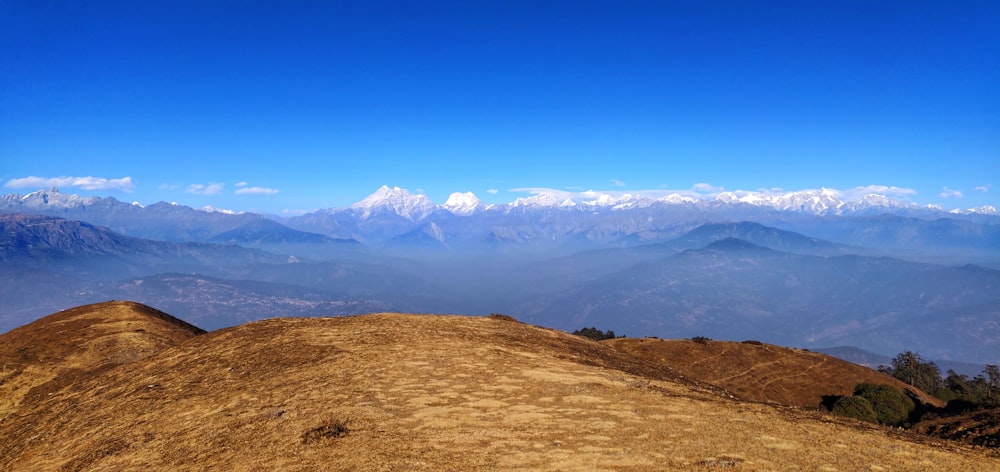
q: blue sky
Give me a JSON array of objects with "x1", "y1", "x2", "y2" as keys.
[{"x1": 1, "y1": 1, "x2": 997, "y2": 214}]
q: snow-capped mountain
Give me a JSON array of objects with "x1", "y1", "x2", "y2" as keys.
[
  {"x1": 1, "y1": 188, "x2": 100, "y2": 210},
  {"x1": 658, "y1": 194, "x2": 698, "y2": 204},
  {"x1": 351, "y1": 185, "x2": 435, "y2": 221},
  {"x1": 716, "y1": 188, "x2": 848, "y2": 214},
  {"x1": 508, "y1": 192, "x2": 565, "y2": 209},
  {"x1": 3, "y1": 185, "x2": 997, "y2": 249},
  {"x1": 952, "y1": 205, "x2": 999, "y2": 215},
  {"x1": 442, "y1": 192, "x2": 486, "y2": 216}
]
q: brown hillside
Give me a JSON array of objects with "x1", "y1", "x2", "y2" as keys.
[
  {"x1": 603, "y1": 337, "x2": 945, "y2": 409},
  {"x1": 1, "y1": 312, "x2": 994, "y2": 470},
  {"x1": 0, "y1": 300, "x2": 205, "y2": 420},
  {"x1": 916, "y1": 408, "x2": 1000, "y2": 448}
]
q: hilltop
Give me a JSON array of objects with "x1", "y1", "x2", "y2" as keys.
[
  {"x1": 1, "y1": 303, "x2": 997, "y2": 470},
  {"x1": 0, "y1": 301, "x2": 204, "y2": 420}
]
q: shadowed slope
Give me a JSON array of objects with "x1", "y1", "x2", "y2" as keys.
[
  {"x1": 1, "y1": 313, "x2": 993, "y2": 470},
  {"x1": 0, "y1": 301, "x2": 205, "y2": 420},
  {"x1": 604, "y1": 337, "x2": 945, "y2": 409},
  {"x1": 916, "y1": 408, "x2": 1000, "y2": 448}
]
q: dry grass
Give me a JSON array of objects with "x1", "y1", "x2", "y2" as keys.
[
  {"x1": 1, "y1": 308, "x2": 996, "y2": 470},
  {"x1": 604, "y1": 337, "x2": 945, "y2": 409},
  {"x1": 0, "y1": 300, "x2": 203, "y2": 420}
]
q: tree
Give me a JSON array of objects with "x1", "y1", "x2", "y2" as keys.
[
  {"x1": 985, "y1": 364, "x2": 1000, "y2": 401},
  {"x1": 879, "y1": 351, "x2": 942, "y2": 395}
]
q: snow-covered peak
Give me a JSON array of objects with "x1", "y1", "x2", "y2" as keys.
[
  {"x1": 443, "y1": 191, "x2": 484, "y2": 216},
  {"x1": 715, "y1": 192, "x2": 740, "y2": 204},
  {"x1": 578, "y1": 193, "x2": 652, "y2": 210},
  {"x1": 842, "y1": 194, "x2": 911, "y2": 213},
  {"x1": 352, "y1": 185, "x2": 435, "y2": 221},
  {"x1": 713, "y1": 189, "x2": 845, "y2": 214},
  {"x1": 509, "y1": 192, "x2": 561, "y2": 209},
  {"x1": 952, "y1": 205, "x2": 999, "y2": 215},
  {"x1": 130, "y1": 201, "x2": 144, "y2": 208},
  {"x1": 659, "y1": 193, "x2": 696, "y2": 204},
  {"x1": 15, "y1": 188, "x2": 99, "y2": 208},
  {"x1": 586, "y1": 194, "x2": 619, "y2": 207},
  {"x1": 774, "y1": 189, "x2": 843, "y2": 213}
]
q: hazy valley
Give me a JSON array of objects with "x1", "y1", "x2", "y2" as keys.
[{"x1": 3, "y1": 187, "x2": 999, "y2": 368}]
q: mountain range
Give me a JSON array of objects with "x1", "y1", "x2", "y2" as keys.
[{"x1": 2, "y1": 186, "x2": 999, "y2": 365}]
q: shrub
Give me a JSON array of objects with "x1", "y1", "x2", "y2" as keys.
[
  {"x1": 741, "y1": 340, "x2": 763, "y2": 346},
  {"x1": 302, "y1": 416, "x2": 350, "y2": 444},
  {"x1": 932, "y1": 387, "x2": 959, "y2": 403},
  {"x1": 571, "y1": 327, "x2": 617, "y2": 341},
  {"x1": 488, "y1": 313, "x2": 520, "y2": 322},
  {"x1": 853, "y1": 383, "x2": 915, "y2": 426},
  {"x1": 691, "y1": 336, "x2": 711, "y2": 345},
  {"x1": 831, "y1": 395, "x2": 877, "y2": 423}
]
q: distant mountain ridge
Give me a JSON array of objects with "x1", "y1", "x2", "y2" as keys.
[
  {"x1": 3, "y1": 188, "x2": 999, "y2": 365},
  {"x1": 517, "y1": 237, "x2": 1000, "y2": 363},
  {"x1": 3, "y1": 186, "x2": 997, "y2": 245}
]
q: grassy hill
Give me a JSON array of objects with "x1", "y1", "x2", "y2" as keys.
[
  {"x1": 604, "y1": 337, "x2": 945, "y2": 409},
  {"x1": 1, "y1": 304, "x2": 997, "y2": 470},
  {"x1": 0, "y1": 301, "x2": 204, "y2": 421}
]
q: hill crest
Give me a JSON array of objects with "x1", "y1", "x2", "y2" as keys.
[
  {"x1": 2, "y1": 308, "x2": 995, "y2": 470},
  {"x1": 0, "y1": 300, "x2": 204, "y2": 420}
]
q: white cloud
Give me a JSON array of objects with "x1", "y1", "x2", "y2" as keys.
[
  {"x1": 281, "y1": 209, "x2": 312, "y2": 216},
  {"x1": 939, "y1": 187, "x2": 963, "y2": 199},
  {"x1": 610, "y1": 179, "x2": 626, "y2": 188},
  {"x1": 838, "y1": 185, "x2": 916, "y2": 202},
  {"x1": 235, "y1": 181, "x2": 249, "y2": 188},
  {"x1": 975, "y1": 185, "x2": 991, "y2": 193},
  {"x1": 5, "y1": 175, "x2": 135, "y2": 192},
  {"x1": 186, "y1": 183, "x2": 224, "y2": 196},
  {"x1": 692, "y1": 182, "x2": 724, "y2": 194},
  {"x1": 234, "y1": 186, "x2": 279, "y2": 195},
  {"x1": 487, "y1": 188, "x2": 499, "y2": 194}
]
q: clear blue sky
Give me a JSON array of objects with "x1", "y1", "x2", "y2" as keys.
[{"x1": 2, "y1": 1, "x2": 997, "y2": 214}]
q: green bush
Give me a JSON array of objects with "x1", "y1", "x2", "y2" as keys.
[
  {"x1": 831, "y1": 395, "x2": 877, "y2": 423},
  {"x1": 571, "y1": 326, "x2": 617, "y2": 341},
  {"x1": 853, "y1": 383, "x2": 915, "y2": 426},
  {"x1": 932, "y1": 387, "x2": 959, "y2": 403}
]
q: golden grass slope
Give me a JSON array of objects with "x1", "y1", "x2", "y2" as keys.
[
  {"x1": 1, "y1": 312, "x2": 996, "y2": 470},
  {"x1": 604, "y1": 337, "x2": 945, "y2": 409},
  {"x1": 0, "y1": 300, "x2": 204, "y2": 421}
]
